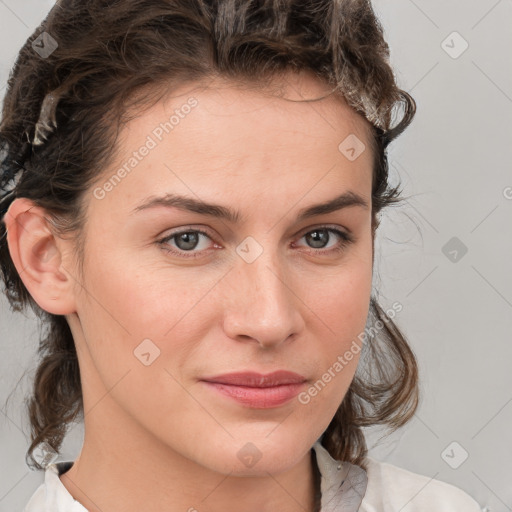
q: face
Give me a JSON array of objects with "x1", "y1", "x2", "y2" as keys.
[{"x1": 55, "y1": 72, "x2": 374, "y2": 475}]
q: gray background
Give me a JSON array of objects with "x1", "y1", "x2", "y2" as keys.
[{"x1": 1, "y1": 1, "x2": 511, "y2": 510}]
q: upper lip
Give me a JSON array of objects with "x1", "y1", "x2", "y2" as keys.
[{"x1": 201, "y1": 370, "x2": 307, "y2": 387}]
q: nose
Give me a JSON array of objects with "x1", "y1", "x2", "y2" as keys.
[{"x1": 222, "y1": 247, "x2": 305, "y2": 349}]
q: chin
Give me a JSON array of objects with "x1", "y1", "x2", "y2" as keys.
[{"x1": 193, "y1": 431, "x2": 312, "y2": 476}]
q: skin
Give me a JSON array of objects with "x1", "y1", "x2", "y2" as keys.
[{"x1": 5, "y1": 70, "x2": 375, "y2": 512}]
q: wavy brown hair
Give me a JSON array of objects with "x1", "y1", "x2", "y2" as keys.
[{"x1": 0, "y1": 0, "x2": 418, "y2": 471}]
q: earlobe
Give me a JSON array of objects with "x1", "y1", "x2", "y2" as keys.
[{"x1": 4, "y1": 197, "x2": 77, "y2": 315}]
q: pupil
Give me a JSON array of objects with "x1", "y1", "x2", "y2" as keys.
[
  {"x1": 307, "y1": 229, "x2": 328, "y2": 248},
  {"x1": 176, "y1": 232, "x2": 198, "y2": 250}
]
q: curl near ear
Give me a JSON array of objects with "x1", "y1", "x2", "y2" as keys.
[{"x1": 4, "y1": 197, "x2": 78, "y2": 315}]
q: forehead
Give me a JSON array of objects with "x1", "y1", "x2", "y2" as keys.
[
  {"x1": 156, "y1": 71, "x2": 373, "y2": 146},
  {"x1": 87, "y1": 71, "x2": 374, "y2": 221}
]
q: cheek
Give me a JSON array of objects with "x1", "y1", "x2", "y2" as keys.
[
  {"x1": 82, "y1": 241, "x2": 217, "y2": 334},
  {"x1": 305, "y1": 250, "x2": 373, "y2": 342},
  {"x1": 298, "y1": 246, "x2": 372, "y2": 400},
  {"x1": 74, "y1": 250, "x2": 217, "y2": 428},
  {"x1": 74, "y1": 245, "x2": 222, "y2": 382}
]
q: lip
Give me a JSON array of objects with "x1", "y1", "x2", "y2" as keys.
[
  {"x1": 201, "y1": 370, "x2": 307, "y2": 387},
  {"x1": 200, "y1": 371, "x2": 307, "y2": 408}
]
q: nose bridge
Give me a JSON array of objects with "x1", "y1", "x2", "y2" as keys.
[{"x1": 223, "y1": 235, "x2": 304, "y2": 346}]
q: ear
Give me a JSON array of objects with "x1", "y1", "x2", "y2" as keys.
[{"x1": 3, "y1": 197, "x2": 78, "y2": 315}]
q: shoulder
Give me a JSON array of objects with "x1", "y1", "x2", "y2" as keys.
[
  {"x1": 23, "y1": 482, "x2": 45, "y2": 512},
  {"x1": 23, "y1": 461, "x2": 87, "y2": 512},
  {"x1": 359, "y1": 456, "x2": 482, "y2": 512}
]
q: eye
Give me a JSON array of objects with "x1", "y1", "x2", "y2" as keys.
[
  {"x1": 157, "y1": 225, "x2": 354, "y2": 259},
  {"x1": 157, "y1": 228, "x2": 216, "y2": 259},
  {"x1": 294, "y1": 227, "x2": 354, "y2": 255}
]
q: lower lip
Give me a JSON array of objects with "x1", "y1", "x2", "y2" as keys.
[{"x1": 201, "y1": 381, "x2": 305, "y2": 408}]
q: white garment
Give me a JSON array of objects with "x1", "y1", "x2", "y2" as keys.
[{"x1": 23, "y1": 438, "x2": 482, "y2": 511}]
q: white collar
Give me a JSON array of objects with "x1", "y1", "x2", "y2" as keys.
[{"x1": 311, "y1": 438, "x2": 368, "y2": 511}]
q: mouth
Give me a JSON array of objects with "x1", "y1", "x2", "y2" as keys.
[{"x1": 200, "y1": 370, "x2": 307, "y2": 408}]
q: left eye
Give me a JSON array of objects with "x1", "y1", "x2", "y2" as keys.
[
  {"x1": 157, "y1": 226, "x2": 353, "y2": 259},
  {"x1": 294, "y1": 227, "x2": 352, "y2": 252}
]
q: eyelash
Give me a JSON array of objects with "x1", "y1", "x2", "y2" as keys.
[{"x1": 157, "y1": 225, "x2": 354, "y2": 259}]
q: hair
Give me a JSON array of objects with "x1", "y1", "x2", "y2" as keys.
[{"x1": 0, "y1": 0, "x2": 418, "y2": 472}]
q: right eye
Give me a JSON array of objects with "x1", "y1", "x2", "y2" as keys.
[{"x1": 157, "y1": 228, "x2": 219, "y2": 259}]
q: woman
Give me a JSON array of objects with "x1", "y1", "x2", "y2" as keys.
[{"x1": 0, "y1": 1, "x2": 482, "y2": 511}]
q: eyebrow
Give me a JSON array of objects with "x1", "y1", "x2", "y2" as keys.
[{"x1": 130, "y1": 191, "x2": 369, "y2": 223}]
